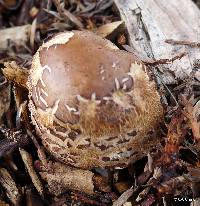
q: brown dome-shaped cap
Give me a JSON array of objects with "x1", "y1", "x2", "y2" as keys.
[{"x1": 28, "y1": 30, "x2": 163, "y2": 169}]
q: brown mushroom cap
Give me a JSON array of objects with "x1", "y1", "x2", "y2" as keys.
[{"x1": 28, "y1": 30, "x2": 163, "y2": 169}]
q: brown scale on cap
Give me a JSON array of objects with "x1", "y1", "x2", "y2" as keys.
[{"x1": 27, "y1": 30, "x2": 163, "y2": 169}]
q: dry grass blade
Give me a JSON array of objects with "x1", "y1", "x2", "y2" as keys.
[
  {"x1": 62, "y1": 9, "x2": 84, "y2": 29},
  {"x1": 89, "y1": 0, "x2": 114, "y2": 16},
  {"x1": 53, "y1": 0, "x2": 84, "y2": 29},
  {"x1": 30, "y1": 18, "x2": 37, "y2": 49},
  {"x1": 43, "y1": 9, "x2": 62, "y2": 20}
]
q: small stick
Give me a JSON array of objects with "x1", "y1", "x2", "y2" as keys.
[{"x1": 165, "y1": 39, "x2": 200, "y2": 48}]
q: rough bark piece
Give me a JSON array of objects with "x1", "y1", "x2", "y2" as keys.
[
  {"x1": 39, "y1": 162, "x2": 94, "y2": 195},
  {"x1": 114, "y1": 0, "x2": 200, "y2": 83}
]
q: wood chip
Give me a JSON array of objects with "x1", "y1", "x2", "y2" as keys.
[
  {"x1": 39, "y1": 162, "x2": 94, "y2": 195},
  {"x1": 113, "y1": 186, "x2": 134, "y2": 206},
  {"x1": 0, "y1": 168, "x2": 21, "y2": 205},
  {"x1": 19, "y1": 148, "x2": 44, "y2": 197}
]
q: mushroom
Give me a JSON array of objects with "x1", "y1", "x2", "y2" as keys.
[{"x1": 27, "y1": 30, "x2": 163, "y2": 169}]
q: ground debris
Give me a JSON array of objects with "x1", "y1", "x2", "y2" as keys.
[
  {"x1": 38, "y1": 161, "x2": 94, "y2": 196},
  {"x1": 0, "y1": 168, "x2": 21, "y2": 205},
  {"x1": 19, "y1": 148, "x2": 44, "y2": 197},
  {"x1": 113, "y1": 187, "x2": 133, "y2": 206},
  {"x1": 0, "y1": 0, "x2": 200, "y2": 205}
]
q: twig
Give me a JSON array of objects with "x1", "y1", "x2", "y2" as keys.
[{"x1": 165, "y1": 39, "x2": 200, "y2": 48}]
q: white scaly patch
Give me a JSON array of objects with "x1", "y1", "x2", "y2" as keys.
[
  {"x1": 122, "y1": 77, "x2": 130, "y2": 83},
  {"x1": 100, "y1": 69, "x2": 105, "y2": 74},
  {"x1": 127, "y1": 62, "x2": 150, "y2": 113},
  {"x1": 65, "y1": 104, "x2": 77, "y2": 113},
  {"x1": 91, "y1": 93, "x2": 101, "y2": 104},
  {"x1": 103, "y1": 96, "x2": 113, "y2": 101},
  {"x1": 40, "y1": 95, "x2": 48, "y2": 107},
  {"x1": 51, "y1": 99, "x2": 60, "y2": 114},
  {"x1": 77, "y1": 94, "x2": 101, "y2": 105},
  {"x1": 122, "y1": 84, "x2": 127, "y2": 90},
  {"x1": 77, "y1": 95, "x2": 89, "y2": 103},
  {"x1": 127, "y1": 62, "x2": 148, "y2": 82},
  {"x1": 112, "y1": 90, "x2": 134, "y2": 110},
  {"x1": 41, "y1": 32, "x2": 74, "y2": 50},
  {"x1": 114, "y1": 78, "x2": 120, "y2": 90},
  {"x1": 91, "y1": 92, "x2": 96, "y2": 101},
  {"x1": 35, "y1": 87, "x2": 39, "y2": 101},
  {"x1": 39, "y1": 65, "x2": 51, "y2": 87},
  {"x1": 36, "y1": 99, "x2": 60, "y2": 127},
  {"x1": 27, "y1": 32, "x2": 74, "y2": 90},
  {"x1": 41, "y1": 88, "x2": 48, "y2": 97},
  {"x1": 28, "y1": 51, "x2": 51, "y2": 87}
]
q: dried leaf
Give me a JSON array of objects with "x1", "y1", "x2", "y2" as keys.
[
  {"x1": 0, "y1": 25, "x2": 31, "y2": 49},
  {"x1": 157, "y1": 176, "x2": 188, "y2": 195},
  {"x1": 160, "y1": 110, "x2": 187, "y2": 164},
  {"x1": 182, "y1": 96, "x2": 200, "y2": 141},
  {"x1": 94, "y1": 21, "x2": 125, "y2": 39}
]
